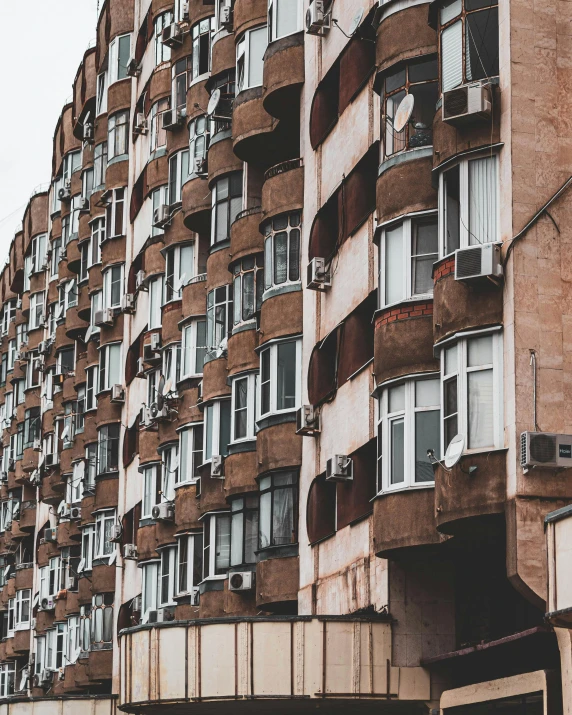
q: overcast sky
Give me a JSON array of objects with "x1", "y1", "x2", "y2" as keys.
[{"x1": 0, "y1": 0, "x2": 99, "y2": 267}]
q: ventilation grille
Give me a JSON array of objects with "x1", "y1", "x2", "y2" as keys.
[
  {"x1": 456, "y1": 247, "x2": 482, "y2": 278},
  {"x1": 444, "y1": 87, "x2": 468, "y2": 118},
  {"x1": 530, "y1": 433, "x2": 557, "y2": 463},
  {"x1": 520, "y1": 432, "x2": 527, "y2": 467}
]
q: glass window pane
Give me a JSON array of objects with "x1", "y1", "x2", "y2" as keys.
[
  {"x1": 385, "y1": 224, "x2": 404, "y2": 305},
  {"x1": 415, "y1": 410, "x2": 440, "y2": 481},
  {"x1": 444, "y1": 164, "x2": 460, "y2": 254},
  {"x1": 388, "y1": 383, "x2": 405, "y2": 413},
  {"x1": 214, "y1": 515, "x2": 231, "y2": 574},
  {"x1": 466, "y1": 9, "x2": 499, "y2": 82},
  {"x1": 272, "y1": 487, "x2": 293, "y2": 545},
  {"x1": 231, "y1": 512, "x2": 243, "y2": 566},
  {"x1": 468, "y1": 336, "x2": 493, "y2": 367},
  {"x1": 277, "y1": 342, "x2": 296, "y2": 410},
  {"x1": 444, "y1": 345, "x2": 457, "y2": 375},
  {"x1": 274, "y1": 232, "x2": 287, "y2": 284},
  {"x1": 390, "y1": 418, "x2": 405, "y2": 484},
  {"x1": 415, "y1": 378, "x2": 440, "y2": 407},
  {"x1": 468, "y1": 369, "x2": 494, "y2": 448}
]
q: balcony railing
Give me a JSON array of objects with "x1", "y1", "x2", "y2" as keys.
[{"x1": 264, "y1": 158, "x2": 303, "y2": 182}]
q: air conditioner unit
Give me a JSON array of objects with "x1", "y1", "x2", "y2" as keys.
[
  {"x1": 126, "y1": 57, "x2": 141, "y2": 77},
  {"x1": 162, "y1": 108, "x2": 184, "y2": 131},
  {"x1": 132, "y1": 595, "x2": 142, "y2": 611},
  {"x1": 58, "y1": 185, "x2": 71, "y2": 201},
  {"x1": 83, "y1": 122, "x2": 94, "y2": 142},
  {"x1": 306, "y1": 257, "x2": 331, "y2": 290},
  {"x1": 454, "y1": 243, "x2": 503, "y2": 283},
  {"x1": 79, "y1": 197, "x2": 90, "y2": 212},
  {"x1": 151, "y1": 333, "x2": 162, "y2": 352},
  {"x1": 94, "y1": 308, "x2": 114, "y2": 326},
  {"x1": 220, "y1": 4, "x2": 233, "y2": 28},
  {"x1": 149, "y1": 402, "x2": 170, "y2": 421},
  {"x1": 194, "y1": 157, "x2": 208, "y2": 177},
  {"x1": 60, "y1": 503, "x2": 71, "y2": 519},
  {"x1": 153, "y1": 204, "x2": 171, "y2": 228},
  {"x1": 123, "y1": 543, "x2": 138, "y2": 560},
  {"x1": 0, "y1": 472, "x2": 7, "y2": 483},
  {"x1": 110, "y1": 384, "x2": 125, "y2": 403},
  {"x1": 157, "y1": 606, "x2": 175, "y2": 622},
  {"x1": 121, "y1": 293, "x2": 135, "y2": 313},
  {"x1": 134, "y1": 112, "x2": 147, "y2": 135},
  {"x1": 38, "y1": 669, "x2": 53, "y2": 686},
  {"x1": 33, "y1": 438, "x2": 42, "y2": 452},
  {"x1": 326, "y1": 454, "x2": 353, "y2": 482},
  {"x1": 296, "y1": 405, "x2": 320, "y2": 436},
  {"x1": 34, "y1": 356, "x2": 45, "y2": 371},
  {"x1": 44, "y1": 527, "x2": 57, "y2": 542},
  {"x1": 40, "y1": 596, "x2": 56, "y2": 611},
  {"x1": 151, "y1": 502, "x2": 175, "y2": 522},
  {"x1": 38, "y1": 341, "x2": 49, "y2": 355},
  {"x1": 211, "y1": 455, "x2": 224, "y2": 478},
  {"x1": 229, "y1": 571, "x2": 254, "y2": 592},
  {"x1": 162, "y1": 22, "x2": 183, "y2": 48},
  {"x1": 135, "y1": 270, "x2": 147, "y2": 290},
  {"x1": 520, "y1": 431, "x2": 572, "y2": 470},
  {"x1": 147, "y1": 610, "x2": 158, "y2": 623},
  {"x1": 442, "y1": 81, "x2": 492, "y2": 126},
  {"x1": 190, "y1": 587, "x2": 199, "y2": 606},
  {"x1": 70, "y1": 506, "x2": 81, "y2": 520},
  {"x1": 306, "y1": 0, "x2": 331, "y2": 35},
  {"x1": 137, "y1": 357, "x2": 145, "y2": 376},
  {"x1": 181, "y1": 1, "x2": 190, "y2": 20},
  {"x1": 110, "y1": 524, "x2": 122, "y2": 542}
]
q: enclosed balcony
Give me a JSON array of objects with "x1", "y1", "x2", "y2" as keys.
[{"x1": 546, "y1": 504, "x2": 572, "y2": 627}]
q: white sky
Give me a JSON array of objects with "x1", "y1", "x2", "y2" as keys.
[{"x1": 0, "y1": 0, "x2": 99, "y2": 267}]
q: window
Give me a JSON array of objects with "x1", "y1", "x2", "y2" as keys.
[
  {"x1": 149, "y1": 276, "x2": 164, "y2": 329},
  {"x1": 29, "y1": 291, "x2": 44, "y2": 330},
  {"x1": 79, "y1": 524, "x2": 95, "y2": 573},
  {"x1": 259, "y1": 339, "x2": 301, "y2": 418},
  {"x1": 141, "y1": 561, "x2": 159, "y2": 620},
  {"x1": 86, "y1": 367, "x2": 98, "y2": 411},
  {"x1": 159, "y1": 546, "x2": 177, "y2": 606},
  {"x1": 85, "y1": 443, "x2": 97, "y2": 491},
  {"x1": 149, "y1": 99, "x2": 169, "y2": 154},
  {"x1": 151, "y1": 185, "x2": 169, "y2": 237},
  {"x1": 67, "y1": 460, "x2": 85, "y2": 504},
  {"x1": 440, "y1": 154, "x2": 499, "y2": 255},
  {"x1": 165, "y1": 243, "x2": 194, "y2": 302},
  {"x1": 381, "y1": 57, "x2": 438, "y2": 158},
  {"x1": 168, "y1": 150, "x2": 190, "y2": 204},
  {"x1": 163, "y1": 345, "x2": 181, "y2": 395},
  {"x1": 98, "y1": 343, "x2": 122, "y2": 392},
  {"x1": 263, "y1": 212, "x2": 300, "y2": 291},
  {"x1": 209, "y1": 71, "x2": 235, "y2": 136},
  {"x1": 58, "y1": 280, "x2": 78, "y2": 317},
  {"x1": 67, "y1": 615, "x2": 80, "y2": 663},
  {"x1": 233, "y1": 256, "x2": 264, "y2": 326},
  {"x1": 29, "y1": 233, "x2": 47, "y2": 274},
  {"x1": 236, "y1": 26, "x2": 267, "y2": 93},
  {"x1": 441, "y1": 331, "x2": 502, "y2": 453},
  {"x1": 160, "y1": 444, "x2": 178, "y2": 502},
  {"x1": 97, "y1": 424, "x2": 120, "y2": 474},
  {"x1": 108, "y1": 111, "x2": 129, "y2": 161},
  {"x1": 189, "y1": 116, "x2": 210, "y2": 169},
  {"x1": 7, "y1": 340, "x2": 16, "y2": 371},
  {"x1": 377, "y1": 377, "x2": 440, "y2": 492},
  {"x1": 0, "y1": 663, "x2": 14, "y2": 697},
  {"x1": 82, "y1": 167, "x2": 94, "y2": 200},
  {"x1": 57, "y1": 346, "x2": 75, "y2": 376},
  {"x1": 439, "y1": 0, "x2": 499, "y2": 92},
  {"x1": 268, "y1": 0, "x2": 302, "y2": 41},
  {"x1": 206, "y1": 285, "x2": 233, "y2": 356},
  {"x1": 102, "y1": 264, "x2": 124, "y2": 309},
  {"x1": 96, "y1": 72, "x2": 108, "y2": 115},
  {"x1": 91, "y1": 594, "x2": 114, "y2": 649},
  {"x1": 181, "y1": 319, "x2": 206, "y2": 377},
  {"x1": 71, "y1": 194, "x2": 82, "y2": 236},
  {"x1": 105, "y1": 187, "x2": 125, "y2": 238},
  {"x1": 172, "y1": 56, "x2": 192, "y2": 110},
  {"x1": 94, "y1": 142, "x2": 108, "y2": 188},
  {"x1": 259, "y1": 471, "x2": 298, "y2": 548},
  {"x1": 15, "y1": 589, "x2": 31, "y2": 630},
  {"x1": 203, "y1": 512, "x2": 231, "y2": 578},
  {"x1": 95, "y1": 510, "x2": 116, "y2": 559},
  {"x1": 177, "y1": 423, "x2": 203, "y2": 484},
  {"x1": 88, "y1": 292, "x2": 103, "y2": 341},
  {"x1": 204, "y1": 400, "x2": 231, "y2": 461},
  {"x1": 62, "y1": 214, "x2": 71, "y2": 247},
  {"x1": 191, "y1": 18, "x2": 214, "y2": 80},
  {"x1": 23, "y1": 408, "x2": 40, "y2": 449},
  {"x1": 211, "y1": 173, "x2": 243, "y2": 245},
  {"x1": 39, "y1": 557, "x2": 61, "y2": 600},
  {"x1": 155, "y1": 12, "x2": 173, "y2": 65},
  {"x1": 109, "y1": 34, "x2": 131, "y2": 83},
  {"x1": 379, "y1": 214, "x2": 438, "y2": 307},
  {"x1": 231, "y1": 373, "x2": 257, "y2": 442},
  {"x1": 62, "y1": 151, "x2": 81, "y2": 184},
  {"x1": 177, "y1": 533, "x2": 202, "y2": 595},
  {"x1": 230, "y1": 495, "x2": 258, "y2": 566},
  {"x1": 51, "y1": 237, "x2": 61, "y2": 277},
  {"x1": 80, "y1": 242, "x2": 89, "y2": 282},
  {"x1": 52, "y1": 176, "x2": 63, "y2": 215},
  {"x1": 142, "y1": 465, "x2": 160, "y2": 518}
]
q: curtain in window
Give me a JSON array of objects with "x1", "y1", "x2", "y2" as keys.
[{"x1": 469, "y1": 157, "x2": 498, "y2": 245}]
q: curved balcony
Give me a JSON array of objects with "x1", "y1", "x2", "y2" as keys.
[
  {"x1": 256, "y1": 420, "x2": 301, "y2": 475},
  {"x1": 137, "y1": 522, "x2": 160, "y2": 562},
  {"x1": 181, "y1": 273, "x2": 207, "y2": 318},
  {"x1": 230, "y1": 206, "x2": 263, "y2": 265},
  {"x1": 15, "y1": 564, "x2": 34, "y2": 591},
  {"x1": 65, "y1": 304, "x2": 90, "y2": 340},
  {"x1": 376, "y1": 149, "x2": 436, "y2": 225},
  {"x1": 119, "y1": 616, "x2": 431, "y2": 711},
  {"x1": 174, "y1": 482, "x2": 201, "y2": 531},
  {"x1": 227, "y1": 327, "x2": 259, "y2": 376},
  {"x1": 211, "y1": 32, "x2": 235, "y2": 78},
  {"x1": 208, "y1": 131, "x2": 243, "y2": 186},
  {"x1": 232, "y1": 88, "x2": 277, "y2": 163},
  {"x1": 261, "y1": 159, "x2": 303, "y2": 227},
  {"x1": 263, "y1": 33, "x2": 305, "y2": 119},
  {"x1": 233, "y1": 0, "x2": 266, "y2": 38},
  {"x1": 160, "y1": 299, "x2": 183, "y2": 344},
  {"x1": 206, "y1": 245, "x2": 232, "y2": 293},
  {"x1": 18, "y1": 500, "x2": 37, "y2": 533},
  {"x1": 373, "y1": 301, "x2": 438, "y2": 384},
  {"x1": 202, "y1": 357, "x2": 231, "y2": 403},
  {"x1": 376, "y1": 2, "x2": 437, "y2": 75},
  {"x1": 260, "y1": 288, "x2": 302, "y2": 343},
  {"x1": 182, "y1": 175, "x2": 212, "y2": 234},
  {"x1": 93, "y1": 470, "x2": 119, "y2": 512},
  {"x1": 546, "y1": 505, "x2": 572, "y2": 626},
  {"x1": 91, "y1": 563, "x2": 116, "y2": 593},
  {"x1": 256, "y1": 554, "x2": 299, "y2": 611},
  {"x1": 224, "y1": 450, "x2": 257, "y2": 496}
]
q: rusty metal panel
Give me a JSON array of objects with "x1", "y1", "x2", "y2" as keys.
[
  {"x1": 252, "y1": 620, "x2": 292, "y2": 695},
  {"x1": 131, "y1": 630, "x2": 150, "y2": 705},
  {"x1": 200, "y1": 623, "x2": 236, "y2": 698},
  {"x1": 159, "y1": 627, "x2": 187, "y2": 701}
]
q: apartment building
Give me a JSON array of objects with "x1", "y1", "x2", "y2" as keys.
[{"x1": 0, "y1": 0, "x2": 569, "y2": 713}]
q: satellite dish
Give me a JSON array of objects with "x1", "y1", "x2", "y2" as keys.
[
  {"x1": 157, "y1": 375, "x2": 166, "y2": 410},
  {"x1": 393, "y1": 94, "x2": 415, "y2": 133},
  {"x1": 174, "y1": 272, "x2": 187, "y2": 293},
  {"x1": 349, "y1": 8, "x2": 364, "y2": 35},
  {"x1": 74, "y1": 460, "x2": 85, "y2": 480},
  {"x1": 444, "y1": 434, "x2": 465, "y2": 469},
  {"x1": 163, "y1": 377, "x2": 173, "y2": 396},
  {"x1": 207, "y1": 89, "x2": 221, "y2": 117},
  {"x1": 215, "y1": 336, "x2": 228, "y2": 358},
  {"x1": 61, "y1": 424, "x2": 70, "y2": 441},
  {"x1": 57, "y1": 501, "x2": 66, "y2": 516}
]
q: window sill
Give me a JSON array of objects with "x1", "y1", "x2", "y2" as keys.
[
  {"x1": 256, "y1": 411, "x2": 297, "y2": 432},
  {"x1": 373, "y1": 483, "x2": 435, "y2": 501},
  {"x1": 232, "y1": 320, "x2": 256, "y2": 336},
  {"x1": 227, "y1": 439, "x2": 256, "y2": 456},
  {"x1": 256, "y1": 543, "x2": 299, "y2": 563},
  {"x1": 376, "y1": 294, "x2": 434, "y2": 315},
  {"x1": 209, "y1": 127, "x2": 232, "y2": 148},
  {"x1": 378, "y1": 146, "x2": 433, "y2": 177},
  {"x1": 149, "y1": 146, "x2": 167, "y2": 162},
  {"x1": 262, "y1": 282, "x2": 301, "y2": 303},
  {"x1": 199, "y1": 577, "x2": 226, "y2": 594},
  {"x1": 107, "y1": 154, "x2": 128, "y2": 167},
  {"x1": 208, "y1": 238, "x2": 230, "y2": 256},
  {"x1": 174, "y1": 479, "x2": 199, "y2": 491}
]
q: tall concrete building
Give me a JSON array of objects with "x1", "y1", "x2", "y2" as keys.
[{"x1": 0, "y1": 0, "x2": 570, "y2": 713}]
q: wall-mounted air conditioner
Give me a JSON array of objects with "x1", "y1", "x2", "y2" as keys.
[
  {"x1": 521, "y1": 431, "x2": 572, "y2": 470},
  {"x1": 162, "y1": 23, "x2": 183, "y2": 48},
  {"x1": 306, "y1": 257, "x2": 331, "y2": 291},
  {"x1": 296, "y1": 405, "x2": 320, "y2": 436},
  {"x1": 326, "y1": 455, "x2": 353, "y2": 482},
  {"x1": 229, "y1": 571, "x2": 254, "y2": 592},
  {"x1": 454, "y1": 243, "x2": 502, "y2": 283},
  {"x1": 151, "y1": 502, "x2": 175, "y2": 522},
  {"x1": 442, "y1": 81, "x2": 492, "y2": 126},
  {"x1": 306, "y1": 0, "x2": 331, "y2": 35}
]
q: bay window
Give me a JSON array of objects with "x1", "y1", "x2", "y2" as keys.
[
  {"x1": 236, "y1": 26, "x2": 267, "y2": 93},
  {"x1": 79, "y1": 524, "x2": 95, "y2": 572},
  {"x1": 165, "y1": 243, "x2": 194, "y2": 301},
  {"x1": 149, "y1": 275, "x2": 164, "y2": 329},
  {"x1": 379, "y1": 213, "x2": 438, "y2": 308},
  {"x1": 440, "y1": 154, "x2": 499, "y2": 255},
  {"x1": 0, "y1": 663, "x2": 14, "y2": 697},
  {"x1": 62, "y1": 151, "x2": 81, "y2": 185},
  {"x1": 94, "y1": 142, "x2": 107, "y2": 188},
  {"x1": 191, "y1": 18, "x2": 214, "y2": 80},
  {"x1": 168, "y1": 149, "x2": 190, "y2": 204},
  {"x1": 82, "y1": 167, "x2": 94, "y2": 200},
  {"x1": 109, "y1": 34, "x2": 131, "y2": 84},
  {"x1": 263, "y1": 212, "x2": 301, "y2": 292},
  {"x1": 102, "y1": 264, "x2": 124, "y2": 309},
  {"x1": 67, "y1": 616, "x2": 80, "y2": 663},
  {"x1": 98, "y1": 343, "x2": 122, "y2": 392},
  {"x1": 181, "y1": 319, "x2": 206, "y2": 378},
  {"x1": 29, "y1": 291, "x2": 44, "y2": 330},
  {"x1": 203, "y1": 512, "x2": 231, "y2": 579},
  {"x1": 35, "y1": 637, "x2": 45, "y2": 675},
  {"x1": 23, "y1": 407, "x2": 40, "y2": 449},
  {"x1": 189, "y1": 116, "x2": 210, "y2": 170},
  {"x1": 90, "y1": 217, "x2": 104, "y2": 265},
  {"x1": 7, "y1": 599, "x2": 14, "y2": 636},
  {"x1": 147, "y1": 369, "x2": 160, "y2": 407},
  {"x1": 62, "y1": 214, "x2": 71, "y2": 247},
  {"x1": 163, "y1": 343, "x2": 181, "y2": 393},
  {"x1": 233, "y1": 256, "x2": 264, "y2": 326},
  {"x1": 231, "y1": 373, "x2": 257, "y2": 442},
  {"x1": 155, "y1": 12, "x2": 173, "y2": 65},
  {"x1": 75, "y1": 386, "x2": 86, "y2": 433},
  {"x1": 52, "y1": 176, "x2": 63, "y2": 215},
  {"x1": 80, "y1": 604, "x2": 91, "y2": 652},
  {"x1": 85, "y1": 444, "x2": 97, "y2": 491},
  {"x1": 440, "y1": 330, "x2": 503, "y2": 453},
  {"x1": 439, "y1": 0, "x2": 499, "y2": 92},
  {"x1": 258, "y1": 338, "x2": 301, "y2": 418},
  {"x1": 230, "y1": 495, "x2": 258, "y2": 566},
  {"x1": 177, "y1": 423, "x2": 203, "y2": 484},
  {"x1": 150, "y1": 99, "x2": 169, "y2": 154},
  {"x1": 51, "y1": 238, "x2": 61, "y2": 277},
  {"x1": 94, "y1": 510, "x2": 116, "y2": 559},
  {"x1": 67, "y1": 461, "x2": 84, "y2": 504},
  {"x1": 160, "y1": 444, "x2": 178, "y2": 502},
  {"x1": 15, "y1": 588, "x2": 31, "y2": 630},
  {"x1": 71, "y1": 194, "x2": 81, "y2": 235},
  {"x1": 105, "y1": 187, "x2": 126, "y2": 238},
  {"x1": 381, "y1": 56, "x2": 438, "y2": 158},
  {"x1": 7, "y1": 340, "x2": 16, "y2": 371},
  {"x1": 142, "y1": 464, "x2": 160, "y2": 518},
  {"x1": 159, "y1": 546, "x2": 177, "y2": 606},
  {"x1": 377, "y1": 376, "x2": 440, "y2": 492},
  {"x1": 80, "y1": 242, "x2": 89, "y2": 281},
  {"x1": 90, "y1": 594, "x2": 114, "y2": 649},
  {"x1": 211, "y1": 173, "x2": 243, "y2": 246},
  {"x1": 258, "y1": 471, "x2": 298, "y2": 549},
  {"x1": 141, "y1": 561, "x2": 159, "y2": 620},
  {"x1": 58, "y1": 279, "x2": 78, "y2": 316},
  {"x1": 177, "y1": 533, "x2": 203, "y2": 595},
  {"x1": 268, "y1": 0, "x2": 303, "y2": 41},
  {"x1": 204, "y1": 399, "x2": 231, "y2": 461},
  {"x1": 206, "y1": 285, "x2": 233, "y2": 357},
  {"x1": 172, "y1": 56, "x2": 192, "y2": 110},
  {"x1": 97, "y1": 424, "x2": 120, "y2": 474},
  {"x1": 30, "y1": 233, "x2": 47, "y2": 274},
  {"x1": 86, "y1": 366, "x2": 98, "y2": 411}
]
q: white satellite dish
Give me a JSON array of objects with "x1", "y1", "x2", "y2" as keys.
[
  {"x1": 444, "y1": 434, "x2": 465, "y2": 469},
  {"x1": 393, "y1": 94, "x2": 415, "y2": 133},
  {"x1": 163, "y1": 377, "x2": 173, "y2": 396},
  {"x1": 57, "y1": 501, "x2": 66, "y2": 516},
  {"x1": 349, "y1": 8, "x2": 364, "y2": 36},
  {"x1": 61, "y1": 424, "x2": 70, "y2": 441},
  {"x1": 174, "y1": 272, "x2": 187, "y2": 292},
  {"x1": 207, "y1": 89, "x2": 221, "y2": 117}
]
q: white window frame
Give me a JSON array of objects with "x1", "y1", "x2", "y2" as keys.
[
  {"x1": 236, "y1": 25, "x2": 268, "y2": 93},
  {"x1": 158, "y1": 546, "x2": 177, "y2": 606},
  {"x1": 203, "y1": 399, "x2": 231, "y2": 463},
  {"x1": 268, "y1": 0, "x2": 303, "y2": 41},
  {"x1": 202, "y1": 512, "x2": 231, "y2": 580},
  {"x1": 94, "y1": 510, "x2": 116, "y2": 560},
  {"x1": 96, "y1": 72, "x2": 108, "y2": 115},
  {"x1": 162, "y1": 343, "x2": 181, "y2": 393},
  {"x1": 90, "y1": 217, "x2": 104, "y2": 266},
  {"x1": 177, "y1": 532, "x2": 202, "y2": 595},
  {"x1": 168, "y1": 149, "x2": 189, "y2": 205},
  {"x1": 78, "y1": 524, "x2": 95, "y2": 574},
  {"x1": 102, "y1": 263, "x2": 124, "y2": 310},
  {"x1": 142, "y1": 465, "x2": 159, "y2": 518},
  {"x1": 160, "y1": 444, "x2": 178, "y2": 502},
  {"x1": 105, "y1": 187, "x2": 126, "y2": 238},
  {"x1": 177, "y1": 423, "x2": 203, "y2": 485},
  {"x1": 164, "y1": 243, "x2": 195, "y2": 302},
  {"x1": 0, "y1": 662, "x2": 15, "y2": 697},
  {"x1": 155, "y1": 12, "x2": 173, "y2": 65},
  {"x1": 30, "y1": 233, "x2": 47, "y2": 274},
  {"x1": 141, "y1": 561, "x2": 159, "y2": 620},
  {"x1": 181, "y1": 319, "x2": 207, "y2": 378},
  {"x1": 109, "y1": 34, "x2": 131, "y2": 84},
  {"x1": 98, "y1": 343, "x2": 122, "y2": 393},
  {"x1": 29, "y1": 292, "x2": 45, "y2": 330},
  {"x1": 258, "y1": 338, "x2": 301, "y2": 419},
  {"x1": 149, "y1": 276, "x2": 164, "y2": 329},
  {"x1": 263, "y1": 212, "x2": 302, "y2": 293},
  {"x1": 15, "y1": 588, "x2": 31, "y2": 630},
  {"x1": 231, "y1": 372, "x2": 257, "y2": 442},
  {"x1": 67, "y1": 615, "x2": 80, "y2": 664}
]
